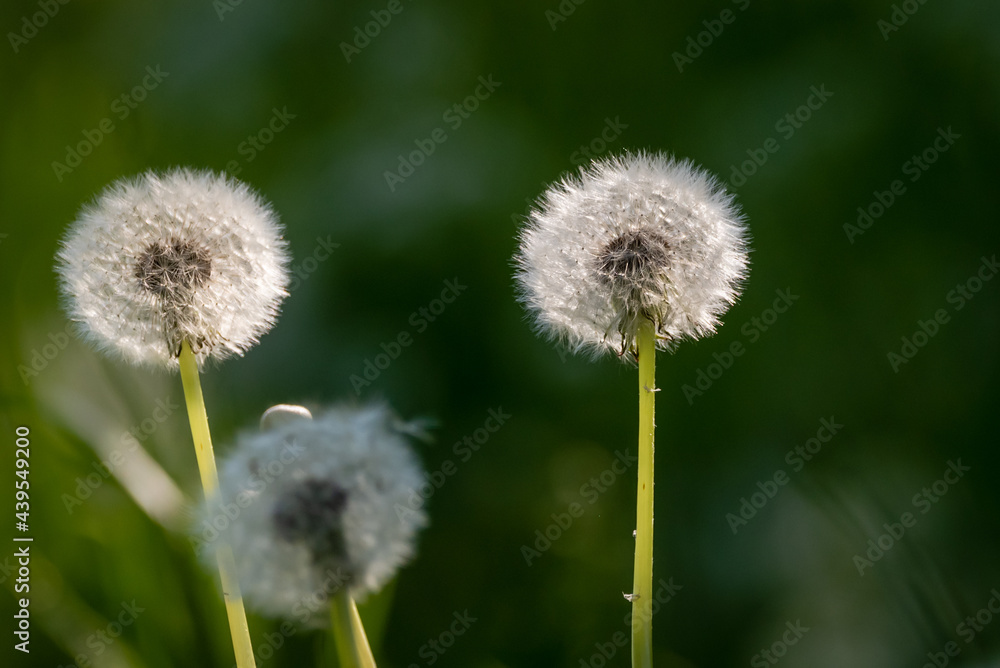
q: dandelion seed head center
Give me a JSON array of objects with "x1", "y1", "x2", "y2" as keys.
[
  {"x1": 272, "y1": 478, "x2": 350, "y2": 560},
  {"x1": 135, "y1": 238, "x2": 212, "y2": 296},
  {"x1": 597, "y1": 228, "x2": 671, "y2": 288}
]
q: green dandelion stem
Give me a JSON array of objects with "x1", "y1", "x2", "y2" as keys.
[
  {"x1": 631, "y1": 318, "x2": 656, "y2": 668},
  {"x1": 178, "y1": 340, "x2": 257, "y2": 668},
  {"x1": 331, "y1": 588, "x2": 377, "y2": 668}
]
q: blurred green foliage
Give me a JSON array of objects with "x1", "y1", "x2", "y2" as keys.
[{"x1": 1, "y1": 0, "x2": 999, "y2": 666}]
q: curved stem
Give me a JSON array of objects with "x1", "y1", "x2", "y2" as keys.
[
  {"x1": 330, "y1": 589, "x2": 377, "y2": 668},
  {"x1": 631, "y1": 320, "x2": 656, "y2": 668},
  {"x1": 178, "y1": 341, "x2": 257, "y2": 668}
]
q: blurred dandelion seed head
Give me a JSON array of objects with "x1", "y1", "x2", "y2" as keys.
[
  {"x1": 199, "y1": 403, "x2": 428, "y2": 623},
  {"x1": 55, "y1": 168, "x2": 291, "y2": 369},
  {"x1": 515, "y1": 151, "x2": 750, "y2": 357}
]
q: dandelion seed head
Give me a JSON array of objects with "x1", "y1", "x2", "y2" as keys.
[
  {"x1": 514, "y1": 151, "x2": 750, "y2": 357},
  {"x1": 198, "y1": 403, "x2": 428, "y2": 623},
  {"x1": 56, "y1": 168, "x2": 291, "y2": 369}
]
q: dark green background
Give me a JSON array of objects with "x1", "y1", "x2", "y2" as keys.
[{"x1": 2, "y1": 0, "x2": 998, "y2": 666}]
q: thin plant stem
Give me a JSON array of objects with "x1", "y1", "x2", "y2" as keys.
[
  {"x1": 330, "y1": 588, "x2": 377, "y2": 668},
  {"x1": 178, "y1": 341, "x2": 257, "y2": 668},
  {"x1": 631, "y1": 319, "x2": 656, "y2": 668}
]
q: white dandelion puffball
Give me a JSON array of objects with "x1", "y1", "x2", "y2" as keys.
[
  {"x1": 56, "y1": 168, "x2": 291, "y2": 369},
  {"x1": 198, "y1": 403, "x2": 428, "y2": 623},
  {"x1": 515, "y1": 151, "x2": 749, "y2": 357}
]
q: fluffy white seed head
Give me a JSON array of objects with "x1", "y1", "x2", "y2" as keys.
[
  {"x1": 515, "y1": 151, "x2": 750, "y2": 358},
  {"x1": 198, "y1": 403, "x2": 428, "y2": 624},
  {"x1": 55, "y1": 168, "x2": 291, "y2": 370}
]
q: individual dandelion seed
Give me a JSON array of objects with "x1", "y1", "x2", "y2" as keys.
[
  {"x1": 513, "y1": 151, "x2": 749, "y2": 668},
  {"x1": 55, "y1": 168, "x2": 292, "y2": 668},
  {"x1": 199, "y1": 403, "x2": 428, "y2": 631},
  {"x1": 56, "y1": 167, "x2": 290, "y2": 369}
]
